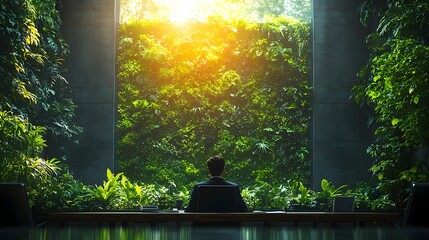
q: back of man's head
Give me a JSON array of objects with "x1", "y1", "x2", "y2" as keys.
[{"x1": 207, "y1": 155, "x2": 225, "y2": 176}]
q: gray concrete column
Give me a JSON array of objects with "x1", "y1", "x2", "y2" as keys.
[
  {"x1": 312, "y1": 0, "x2": 374, "y2": 190},
  {"x1": 60, "y1": 0, "x2": 119, "y2": 184}
]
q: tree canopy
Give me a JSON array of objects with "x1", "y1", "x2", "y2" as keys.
[{"x1": 120, "y1": 0, "x2": 311, "y2": 23}]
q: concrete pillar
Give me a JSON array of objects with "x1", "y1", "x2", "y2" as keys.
[
  {"x1": 312, "y1": 0, "x2": 374, "y2": 190},
  {"x1": 60, "y1": 0, "x2": 119, "y2": 184}
]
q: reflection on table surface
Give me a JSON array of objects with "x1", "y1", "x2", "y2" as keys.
[{"x1": 1, "y1": 224, "x2": 429, "y2": 240}]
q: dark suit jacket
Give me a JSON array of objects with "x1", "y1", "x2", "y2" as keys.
[{"x1": 185, "y1": 177, "x2": 248, "y2": 212}]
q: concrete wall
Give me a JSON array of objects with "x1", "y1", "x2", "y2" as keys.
[
  {"x1": 60, "y1": 0, "x2": 119, "y2": 184},
  {"x1": 312, "y1": 0, "x2": 374, "y2": 190}
]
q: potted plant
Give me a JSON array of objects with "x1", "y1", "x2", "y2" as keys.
[
  {"x1": 286, "y1": 181, "x2": 316, "y2": 211},
  {"x1": 314, "y1": 179, "x2": 349, "y2": 212}
]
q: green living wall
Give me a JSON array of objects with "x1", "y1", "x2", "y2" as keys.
[
  {"x1": 117, "y1": 16, "x2": 311, "y2": 188},
  {"x1": 354, "y1": 0, "x2": 429, "y2": 208},
  {"x1": 0, "y1": 0, "x2": 82, "y2": 209}
]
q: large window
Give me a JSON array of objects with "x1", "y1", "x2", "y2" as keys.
[{"x1": 116, "y1": 0, "x2": 312, "y2": 188}]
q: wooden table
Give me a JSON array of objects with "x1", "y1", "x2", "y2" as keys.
[{"x1": 43, "y1": 211, "x2": 402, "y2": 227}]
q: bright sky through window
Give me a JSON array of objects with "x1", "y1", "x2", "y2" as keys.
[
  {"x1": 154, "y1": 0, "x2": 205, "y2": 23},
  {"x1": 120, "y1": 0, "x2": 249, "y2": 24},
  {"x1": 160, "y1": 0, "x2": 198, "y2": 23},
  {"x1": 120, "y1": 0, "x2": 312, "y2": 25}
]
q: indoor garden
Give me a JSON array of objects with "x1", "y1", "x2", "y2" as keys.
[{"x1": 0, "y1": 0, "x2": 428, "y2": 213}]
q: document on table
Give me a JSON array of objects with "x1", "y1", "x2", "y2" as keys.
[{"x1": 252, "y1": 210, "x2": 286, "y2": 213}]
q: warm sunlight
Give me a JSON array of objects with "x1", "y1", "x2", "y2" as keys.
[
  {"x1": 121, "y1": 0, "x2": 312, "y2": 24},
  {"x1": 160, "y1": 0, "x2": 198, "y2": 23},
  {"x1": 154, "y1": 0, "x2": 205, "y2": 23},
  {"x1": 121, "y1": 0, "x2": 251, "y2": 24}
]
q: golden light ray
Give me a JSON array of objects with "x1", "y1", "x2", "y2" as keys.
[{"x1": 155, "y1": 0, "x2": 201, "y2": 23}]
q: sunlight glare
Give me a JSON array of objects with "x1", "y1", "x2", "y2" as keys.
[{"x1": 155, "y1": 0, "x2": 201, "y2": 23}]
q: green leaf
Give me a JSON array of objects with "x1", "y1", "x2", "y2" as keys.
[
  {"x1": 373, "y1": 75, "x2": 381, "y2": 81},
  {"x1": 106, "y1": 168, "x2": 114, "y2": 180},
  {"x1": 132, "y1": 100, "x2": 150, "y2": 108},
  {"x1": 320, "y1": 179, "x2": 329, "y2": 191},
  {"x1": 391, "y1": 118, "x2": 400, "y2": 126}
]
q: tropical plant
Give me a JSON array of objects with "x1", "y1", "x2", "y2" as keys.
[
  {"x1": 0, "y1": 0, "x2": 84, "y2": 211},
  {"x1": 315, "y1": 179, "x2": 348, "y2": 199},
  {"x1": 80, "y1": 169, "x2": 189, "y2": 210},
  {"x1": 117, "y1": 175, "x2": 144, "y2": 209},
  {"x1": 241, "y1": 180, "x2": 290, "y2": 210},
  {"x1": 0, "y1": 0, "x2": 81, "y2": 160},
  {"x1": 354, "y1": 0, "x2": 429, "y2": 208},
  {"x1": 0, "y1": 110, "x2": 85, "y2": 210},
  {"x1": 23, "y1": 167, "x2": 393, "y2": 211},
  {"x1": 351, "y1": 182, "x2": 395, "y2": 211},
  {"x1": 287, "y1": 180, "x2": 316, "y2": 210},
  {"x1": 82, "y1": 169, "x2": 124, "y2": 210},
  {"x1": 313, "y1": 179, "x2": 349, "y2": 211}
]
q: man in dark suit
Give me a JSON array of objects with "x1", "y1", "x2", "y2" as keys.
[{"x1": 185, "y1": 155, "x2": 248, "y2": 212}]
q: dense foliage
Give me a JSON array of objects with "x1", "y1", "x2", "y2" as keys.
[
  {"x1": 117, "y1": 16, "x2": 311, "y2": 188},
  {"x1": 0, "y1": 0, "x2": 82, "y2": 209},
  {"x1": 0, "y1": 0, "x2": 81, "y2": 158},
  {"x1": 60, "y1": 170, "x2": 395, "y2": 211},
  {"x1": 354, "y1": 0, "x2": 429, "y2": 207}
]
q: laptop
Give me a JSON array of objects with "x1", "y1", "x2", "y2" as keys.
[{"x1": 332, "y1": 196, "x2": 355, "y2": 212}]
